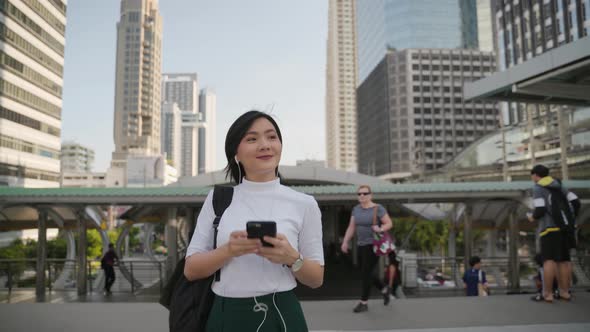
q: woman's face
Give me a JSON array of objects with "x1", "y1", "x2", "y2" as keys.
[
  {"x1": 357, "y1": 187, "x2": 372, "y2": 203},
  {"x1": 235, "y1": 117, "x2": 282, "y2": 182}
]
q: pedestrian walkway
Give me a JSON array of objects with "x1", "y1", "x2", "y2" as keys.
[{"x1": 0, "y1": 291, "x2": 589, "y2": 331}]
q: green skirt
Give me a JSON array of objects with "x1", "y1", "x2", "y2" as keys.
[{"x1": 206, "y1": 290, "x2": 308, "y2": 332}]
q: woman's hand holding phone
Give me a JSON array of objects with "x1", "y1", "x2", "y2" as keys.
[
  {"x1": 226, "y1": 230, "x2": 261, "y2": 257},
  {"x1": 257, "y1": 234, "x2": 299, "y2": 266}
]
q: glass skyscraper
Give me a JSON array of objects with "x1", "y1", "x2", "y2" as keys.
[{"x1": 356, "y1": 0, "x2": 478, "y2": 83}]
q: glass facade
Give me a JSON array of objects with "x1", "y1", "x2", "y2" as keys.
[{"x1": 356, "y1": 0, "x2": 477, "y2": 83}]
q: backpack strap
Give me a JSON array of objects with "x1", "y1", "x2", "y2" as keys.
[{"x1": 212, "y1": 185, "x2": 234, "y2": 281}]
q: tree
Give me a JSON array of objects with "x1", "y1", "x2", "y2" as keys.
[{"x1": 391, "y1": 218, "x2": 449, "y2": 254}]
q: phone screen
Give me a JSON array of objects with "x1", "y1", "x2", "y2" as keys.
[{"x1": 246, "y1": 221, "x2": 277, "y2": 247}]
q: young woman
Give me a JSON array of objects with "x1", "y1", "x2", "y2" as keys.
[
  {"x1": 184, "y1": 110, "x2": 324, "y2": 331},
  {"x1": 341, "y1": 185, "x2": 393, "y2": 313}
]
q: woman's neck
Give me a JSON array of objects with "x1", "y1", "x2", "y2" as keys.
[
  {"x1": 244, "y1": 173, "x2": 277, "y2": 183},
  {"x1": 360, "y1": 201, "x2": 373, "y2": 208}
]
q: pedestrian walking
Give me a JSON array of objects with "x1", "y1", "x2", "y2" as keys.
[
  {"x1": 341, "y1": 185, "x2": 393, "y2": 313},
  {"x1": 101, "y1": 243, "x2": 119, "y2": 295}
]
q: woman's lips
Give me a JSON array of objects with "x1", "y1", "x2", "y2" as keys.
[{"x1": 256, "y1": 155, "x2": 273, "y2": 160}]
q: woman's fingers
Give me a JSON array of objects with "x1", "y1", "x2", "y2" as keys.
[
  {"x1": 230, "y1": 230, "x2": 248, "y2": 239},
  {"x1": 228, "y1": 231, "x2": 261, "y2": 256},
  {"x1": 256, "y1": 234, "x2": 288, "y2": 263}
]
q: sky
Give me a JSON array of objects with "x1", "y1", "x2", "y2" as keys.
[{"x1": 61, "y1": 0, "x2": 328, "y2": 172}]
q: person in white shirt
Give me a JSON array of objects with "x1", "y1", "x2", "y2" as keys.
[{"x1": 184, "y1": 110, "x2": 324, "y2": 332}]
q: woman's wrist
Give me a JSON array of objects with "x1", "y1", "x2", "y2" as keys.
[{"x1": 218, "y1": 244, "x2": 234, "y2": 260}]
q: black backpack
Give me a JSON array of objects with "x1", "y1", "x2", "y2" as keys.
[
  {"x1": 546, "y1": 186, "x2": 576, "y2": 248},
  {"x1": 159, "y1": 185, "x2": 234, "y2": 332}
]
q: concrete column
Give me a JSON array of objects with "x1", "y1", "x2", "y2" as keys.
[
  {"x1": 557, "y1": 108, "x2": 569, "y2": 180},
  {"x1": 527, "y1": 105, "x2": 537, "y2": 164},
  {"x1": 448, "y1": 219, "x2": 458, "y2": 284},
  {"x1": 165, "y1": 207, "x2": 178, "y2": 278},
  {"x1": 463, "y1": 205, "x2": 472, "y2": 269},
  {"x1": 35, "y1": 209, "x2": 48, "y2": 301},
  {"x1": 486, "y1": 229, "x2": 497, "y2": 258},
  {"x1": 508, "y1": 209, "x2": 520, "y2": 292},
  {"x1": 77, "y1": 210, "x2": 87, "y2": 295}
]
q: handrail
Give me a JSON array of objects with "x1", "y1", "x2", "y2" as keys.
[{"x1": 0, "y1": 257, "x2": 166, "y2": 294}]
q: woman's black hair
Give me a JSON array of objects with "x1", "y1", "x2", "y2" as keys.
[{"x1": 224, "y1": 110, "x2": 283, "y2": 184}]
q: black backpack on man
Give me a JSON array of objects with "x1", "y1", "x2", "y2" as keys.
[
  {"x1": 159, "y1": 186, "x2": 233, "y2": 332},
  {"x1": 546, "y1": 185, "x2": 577, "y2": 249}
]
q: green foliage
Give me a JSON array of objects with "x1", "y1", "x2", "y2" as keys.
[
  {"x1": 86, "y1": 230, "x2": 103, "y2": 259},
  {"x1": 391, "y1": 218, "x2": 487, "y2": 255},
  {"x1": 392, "y1": 218, "x2": 449, "y2": 254},
  {"x1": 47, "y1": 236, "x2": 67, "y2": 258},
  {"x1": 128, "y1": 226, "x2": 141, "y2": 250}
]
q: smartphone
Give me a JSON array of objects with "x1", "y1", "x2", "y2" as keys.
[{"x1": 246, "y1": 221, "x2": 277, "y2": 247}]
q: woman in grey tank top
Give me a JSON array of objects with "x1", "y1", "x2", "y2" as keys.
[{"x1": 341, "y1": 185, "x2": 393, "y2": 313}]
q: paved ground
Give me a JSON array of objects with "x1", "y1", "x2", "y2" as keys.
[{"x1": 0, "y1": 291, "x2": 589, "y2": 331}]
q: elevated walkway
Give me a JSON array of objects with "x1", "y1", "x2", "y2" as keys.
[{"x1": 0, "y1": 292, "x2": 589, "y2": 331}]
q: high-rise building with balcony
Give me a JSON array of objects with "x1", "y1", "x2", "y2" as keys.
[
  {"x1": 325, "y1": 0, "x2": 358, "y2": 172},
  {"x1": 60, "y1": 141, "x2": 94, "y2": 173},
  {"x1": 112, "y1": 0, "x2": 162, "y2": 160},
  {"x1": 0, "y1": 0, "x2": 67, "y2": 187}
]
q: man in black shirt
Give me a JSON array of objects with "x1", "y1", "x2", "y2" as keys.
[{"x1": 101, "y1": 243, "x2": 119, "y2": 295}]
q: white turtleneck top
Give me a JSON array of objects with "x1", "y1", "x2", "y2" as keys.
[{"x1": 186, "y1": 178, "x2": 324, "y2": 298}]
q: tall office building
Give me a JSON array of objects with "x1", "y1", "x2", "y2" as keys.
[
  {"x1": 477, "y1": 0, "x2": 496, "y2": 51},
  {"x1": 357, "y1": 49, "x2": 497, "y2": 178},
  {"x1": 160, "y1": 102, "x2": 182, "y2": 169},
  {"x1": 180, "y1": 111, "x2": 199, "y2": 177},
  {"x1": 325, "y1": 0, "x2": 358, "y2": 172},
  {"x1": 494, "y1": 0, "x2": 590, "y2": 124},
  {"x1": 0, "y1": 0, "x2": 66, "y2": 187},
  {"x1": 162, "y1": 73, "x2": 198, "y2": 112},
  {"x1": 198, "y1": 88, "x2": 216, "y2": 173},
  {"x1": 161, "y1": 73, "x2": 215, "y2": 176},
  {"x1": 356, "y1": 0, "x2": 479, "y2": 84},
  {"x1": 60, "y1": 141, "x2": 94, "y2": 172},
  {"x1": 112, "y1": 0, "x2": 162, "y2": 160},
  {"x1": 495, "y1": 0, "x2": 589, "y2": 73},
  {"x1": 162, "y1": 73, "x2": 198, "y2": 176},
  {"x1": 489, "y1": 0, "x2": 590, "y2": 177}
]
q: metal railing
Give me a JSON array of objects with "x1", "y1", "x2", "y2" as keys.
[
  {"x1": 0, "y1": 258, "x2": 165, "y2": 294},
  {"x1": 400, "y1": 253, "x2": 590, "y2": 293}
]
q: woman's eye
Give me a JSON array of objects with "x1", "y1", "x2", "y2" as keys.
[
  {"x1": 269, "y1": 135, "x2": 278, "y2": 140},
  {"x1": 246, "y1": 137, "x2": 256, "y2": 142}
]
